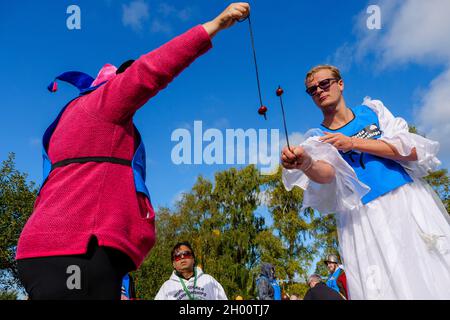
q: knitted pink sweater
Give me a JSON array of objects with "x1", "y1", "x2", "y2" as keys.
[{"x1": 16, "y1": 25, "x2": 212, "y2": 269}]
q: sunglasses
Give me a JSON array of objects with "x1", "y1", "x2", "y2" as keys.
[
  {"x1": 305, "y1": 78, "x2": 340, "y2": 97},
  {"x1": 173, "y1": 250, "x2": 193, "y2": 262}
]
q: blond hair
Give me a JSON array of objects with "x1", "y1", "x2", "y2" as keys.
[{"x1": 305, "y1": 65, "x2": 342, "y2": 83}]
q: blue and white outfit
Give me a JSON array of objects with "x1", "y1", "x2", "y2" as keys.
[
  {"x1": 283, "y1": 98, "x2": 450, "y2": 299},
  {"x1": 326, "y1": 266, "x2": 344, "y2": 294}
]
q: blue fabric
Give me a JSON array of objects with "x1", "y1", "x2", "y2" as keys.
[
  {"x1": 121, "y1": 274, "x2": 131, "y2": 299},
  {"x1": 319, "y1": 105, "x2": 413, "y2": 204},
  {"x1": 256, "y1": 275, "x2": 281, "y2": 300},
  {"x1": 131, "y1": 126, "x2": 151, "y2": 199},
  {"x1": 326, "y1": 267, "x2": 342, "y2": 294},
  {"x1": 47, "y1": 71, "x2": 110, "y2": 95},
  {"x1": 79, "y1": 81, "x2": 108, "y2": 95},
  {"x1": 271, "y1": 279, "x2": 281, "y2": 300},
  {"x1": 40, "y1": 85, "x2": 150, "y2": 201},
  {"x1": 48, "y1": 71, "x2": 95, "y2": 93},
  {"x1": 258, "y1": 263, "x2": 281, "y2": 300}
]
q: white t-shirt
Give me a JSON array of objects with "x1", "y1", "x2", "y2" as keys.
[{"x1": 155, "y1": 267, "x2": 228, "y2": 300}]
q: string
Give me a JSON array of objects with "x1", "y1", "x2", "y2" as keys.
[
  {"x1": 278, "y1": 86, "x2": 291, "y2": 150},
  {"x1": 239, "y1": 15, "x2": 266, "y2": 120},
  {"x1": 239, "y1": 15, "x2": 291, "y2": 149}
]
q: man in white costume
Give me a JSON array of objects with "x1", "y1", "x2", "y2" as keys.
[{"x1": 281, "y1": 65, "x2": 450, "y2": 300}]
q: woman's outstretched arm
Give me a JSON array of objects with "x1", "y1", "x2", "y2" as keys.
[{"x1": 83, "y1": 3, "x2": 250, "y2": 123}]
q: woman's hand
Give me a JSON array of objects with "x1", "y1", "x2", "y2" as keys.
[
  {"x1": 319, "y1": 132, "x2": 353, "y2": 152},
  {"x1": 203, "y1": 3, "x2": 250, "y2": 38}
]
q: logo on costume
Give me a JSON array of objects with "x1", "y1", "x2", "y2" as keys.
[
  {"x1": 365, "y1": 265, "x2": 382, "y2": 299},
  {"x1": 352, "y1": 124, "x2": 382, "y2": 140},
  {"x1": 173, "y1": 286, "x2": 207, "y2": 300}
]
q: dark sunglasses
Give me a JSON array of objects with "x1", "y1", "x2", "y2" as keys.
[
  {"x1": 173, "y1": 250, "x2": 193, "y2": 261},
  {"x1": 306, "y1": 78, "x2": 340, "y2": 96}
]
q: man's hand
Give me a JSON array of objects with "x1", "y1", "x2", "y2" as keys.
[
  {"x1": 282, "y1": 145, "x2": 336, "y2": 184},
  {"x1": 281, "y1": 146, "x2": 313, "y2": 171},
  {"x1": 203, "y1": 3, "x2": 250, "y2": 38},
  {"x1": 319, "y1": 132, "x2": 353, "y2": 152}
]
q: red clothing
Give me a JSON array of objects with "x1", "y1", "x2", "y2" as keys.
[
  {"x1": 337, "y1": 271, "x2": 348, "y2": 299},
  {"x1": 16, "y1": 25, "x2": 212, "y2": 269}
]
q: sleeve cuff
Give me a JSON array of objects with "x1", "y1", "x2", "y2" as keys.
[{"x1": 282, "y1": 137, "x2": 370, "y2": 214}]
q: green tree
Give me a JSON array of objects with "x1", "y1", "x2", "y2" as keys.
[
  {"x1": 424, "y1": 169, "x2": 450, "y2": 214},
  {"x1": 0, "y1": 291, "x2": 17, "y2": 300},
  {"x1": 135, "y1": 166, "x2": 267, "y2": 300},
  {"x1": 207, "y1": 165, "x2": 265, "y2": 299},
  {"x1": 133, "y1": 161, "x2": 450, "y2": 300},
  {"x1": 262, "y1": 167, "x2": 315, "y2": 286},
  {"x1": 0, "y1": 153, "x2": 38, "y2": 296},
  {"x1": 310, "y1": 213, "x2": 340, "y2": 276}
]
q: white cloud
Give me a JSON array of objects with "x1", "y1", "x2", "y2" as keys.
[
  {"x1": 158, "y1": 3, "x2": 176, "y2": 16},
  {"x1": 150, "y1": 3, "x2": 193, "y2": 35},
  {"x1": 177, "y1": 8, "x2": 193, "y2": 22},
  {"x1": 379, "y1": 0, "x2": 450, "y2": 66},
  {"x1": 351, "y1": 0, "x2": 403, "y2": 65},
  {"x1": 374, "y1": 0, "x2": 450, "y2": 163},
  {"x1": 212, "y1": 118, "x2": 230, "y2": 129},
  {"x1": 327, "y1": 42, "x2": 354, "y2": 73},
  {"x1": 336, "y1": 0, "x2": 450, "y2": 164},
  {"x1": 343, "y1": 0, "x2": 450, "y2": 68},
  {"x1": 416, "y1": 69, "x2": 450, "y2": 126},
  {"x1": 150, "y1": 19, "x2": 173, "y2": 35},
  {"x1": 287, "y1": 132, "x2": 305, "y2": 147},
  {"x1": 416, "y1": 68, "x2": 450, "y2": 163},
  {"x1": 157, "y1": 3, "x2": 193, "y2": 21},
  {"x1": 122, "y1": 0, "x2": 149, "y2": 31},
  {"x1": 171, "y1": 190, "x2": 185, "y2": 205}
]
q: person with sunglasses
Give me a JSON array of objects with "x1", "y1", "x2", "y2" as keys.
[
  {"x1": 155, "y1": 242, "x2": 227, "y2": 300},
  {"x1": 281, "y1": 65, "x2": 450, "y2": 299}
]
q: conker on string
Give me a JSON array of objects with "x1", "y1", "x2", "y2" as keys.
[
  {"x1": 276, "y1": 87, "x2": 284, "y2": 96},
  {"x1": 258, "y1": 105, "x2": 268, "y2": 115}
]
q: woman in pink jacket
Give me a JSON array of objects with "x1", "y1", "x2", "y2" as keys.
[{"x1": 16, "y1": 3, "x2": 250, "y2": 300}]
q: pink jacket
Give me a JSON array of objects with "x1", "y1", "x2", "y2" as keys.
[{"x1": 16, "y1": 25, "x2": 212, "y2": 268}]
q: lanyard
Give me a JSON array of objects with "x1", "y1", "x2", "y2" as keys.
[{"x1": 178, "y1": 269, "x2": 197, "y2": 300}]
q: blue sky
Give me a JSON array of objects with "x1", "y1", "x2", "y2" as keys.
[{"x1": 1, "y1": 0, "x2": 449, "y2": 222}]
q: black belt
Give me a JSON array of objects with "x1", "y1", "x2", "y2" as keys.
[{"x1": 51, "y1": 157, "x2": 132, "y2": 171}]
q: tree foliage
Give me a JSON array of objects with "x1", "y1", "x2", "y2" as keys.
[
  {"x1": 133, "y1": 161, "x2": 450, "y2": 300},
  {"x1": 135, "y1": 165, "x2": 332, "y2": 299},
  {"x1": 135, "y1": 166, "x2": 266, "y2": 299},
  {"x1": 424, "y1": 169, "x2": 450, "y2": 213},
  {"x1": 0, "y1": 153, "x2": 38, "y2": 296},
  {"x1": 1, "y1": 151, "x2": 449, "y2": 300}
]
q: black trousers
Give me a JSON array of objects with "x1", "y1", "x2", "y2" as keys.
[{"x1": 17, "y1": 237, "x2": 135, "y2": 300}]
